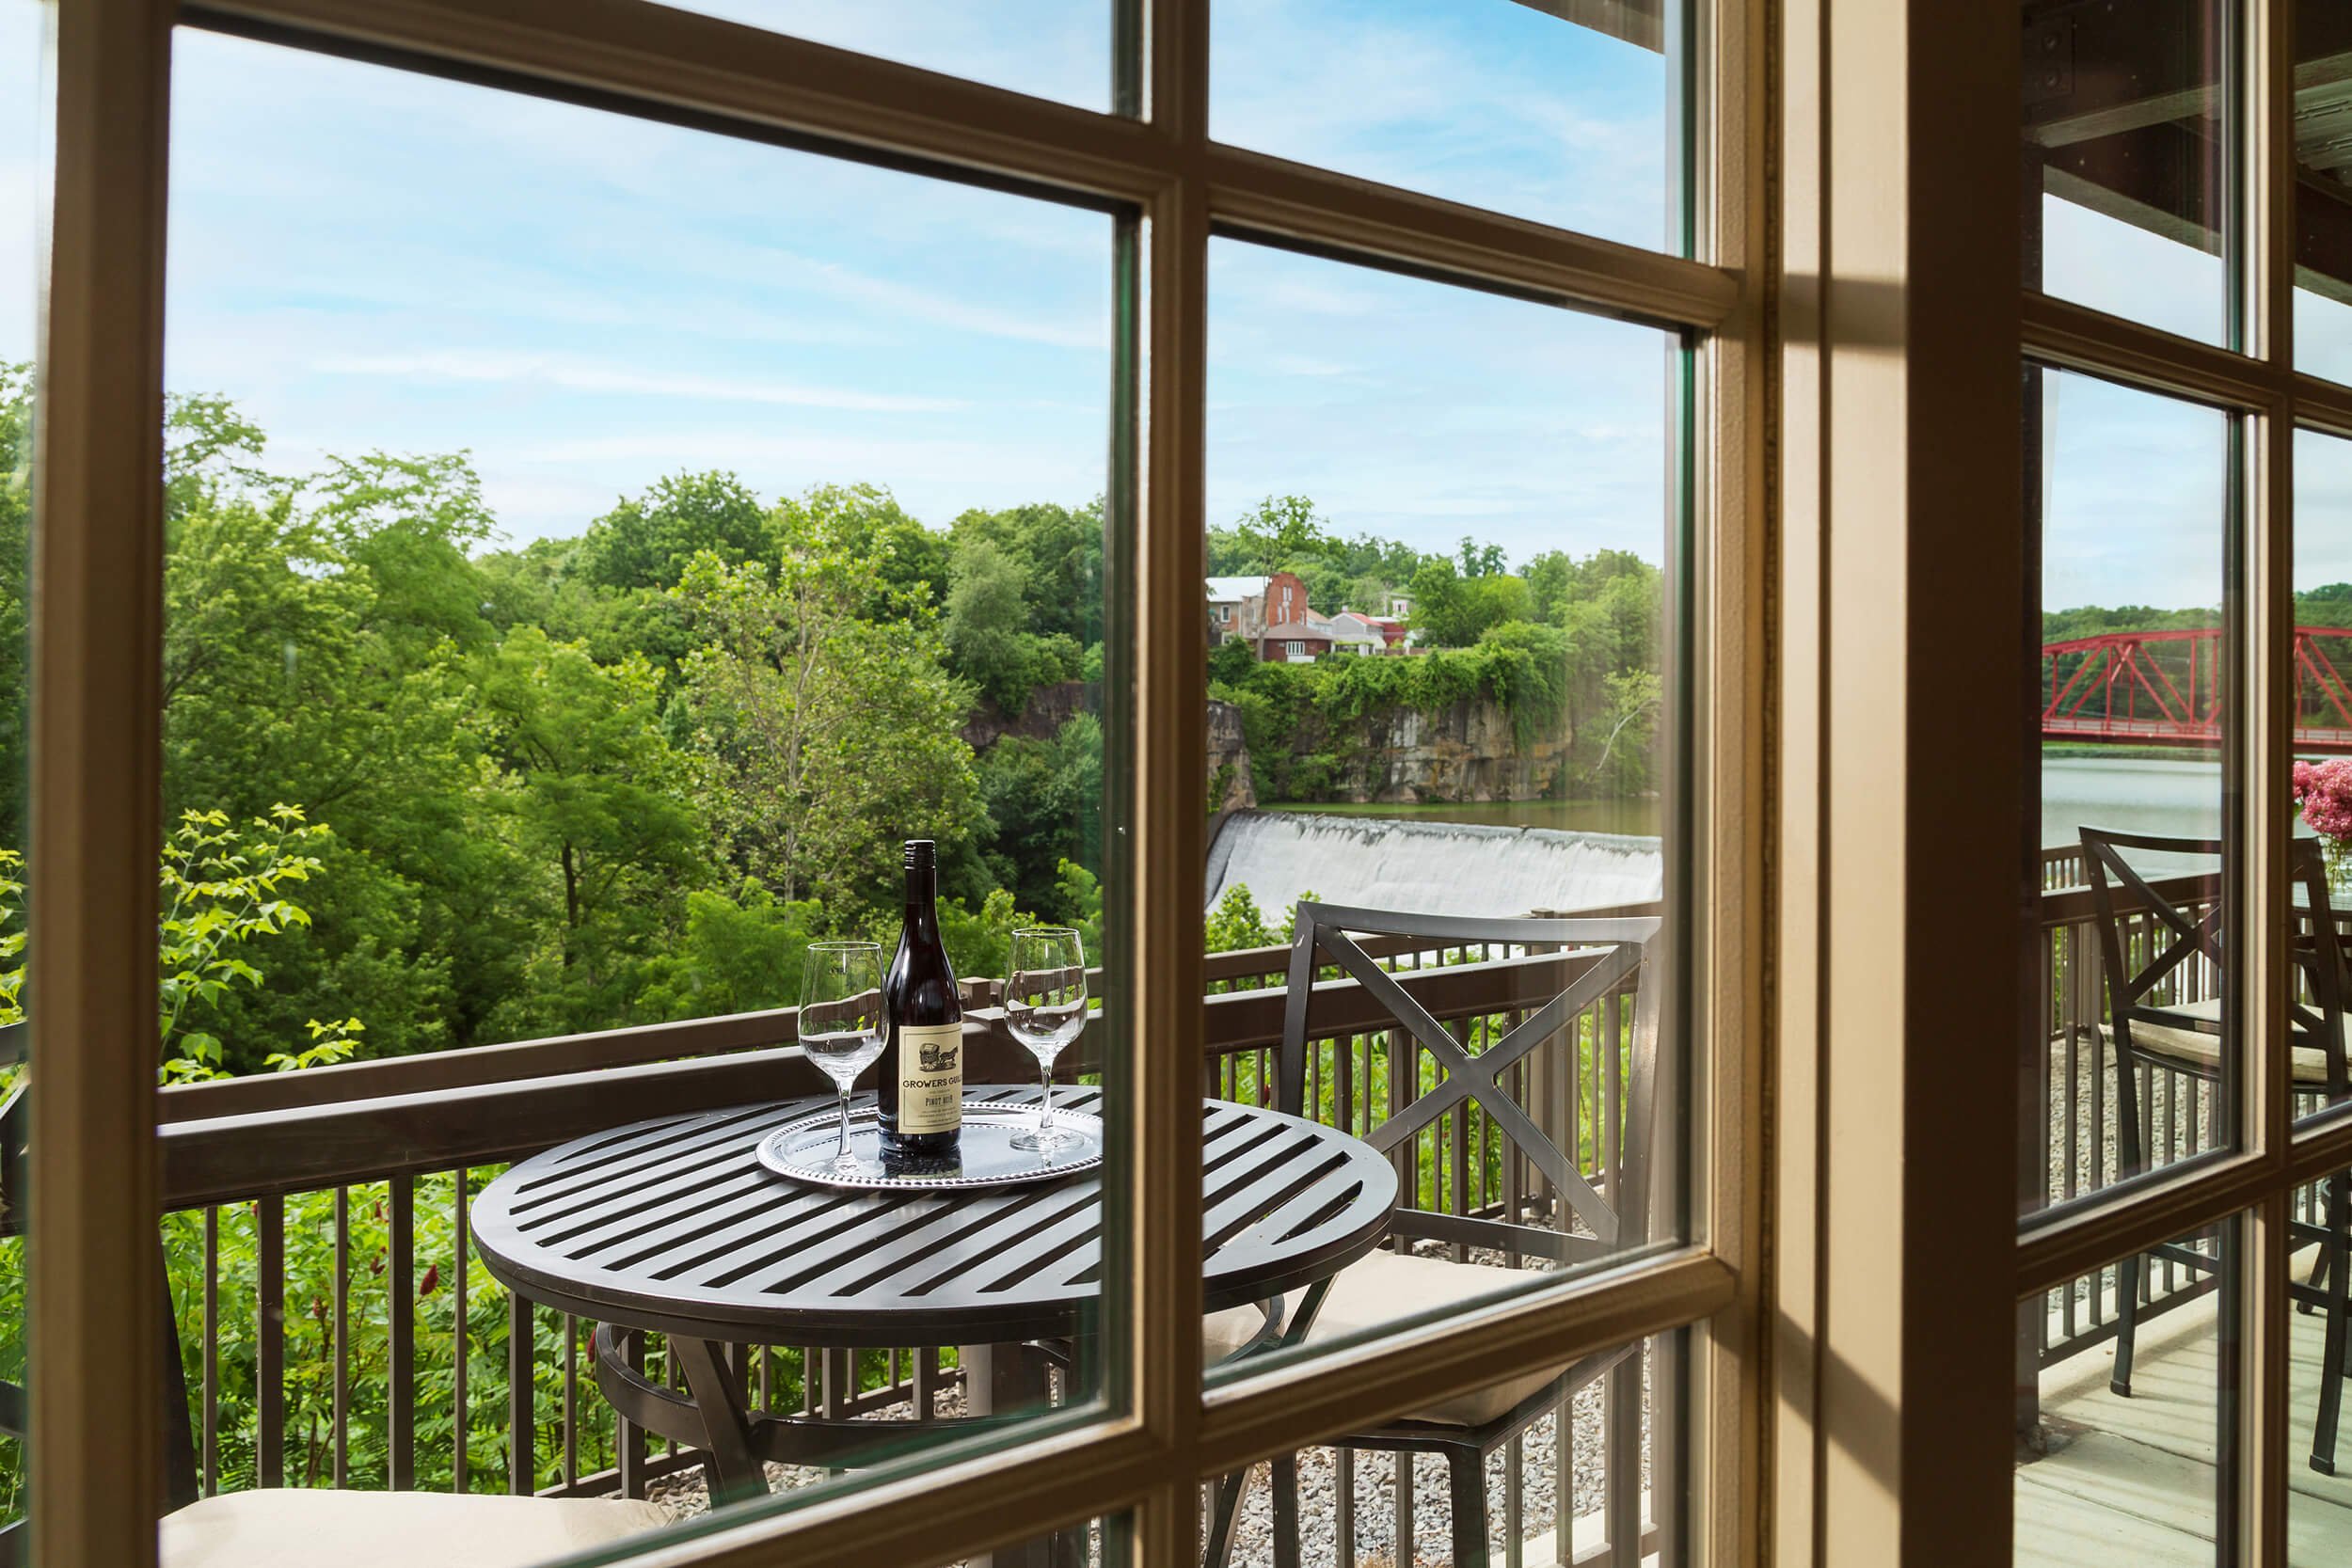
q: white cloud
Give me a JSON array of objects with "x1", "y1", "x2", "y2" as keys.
[{"x1": 314, "y1": 349, "x2": 966, "y2": 413}]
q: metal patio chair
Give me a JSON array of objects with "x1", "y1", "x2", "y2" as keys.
[
  {"x1": 1203, "y1": 904, "x2": 1667, "y2": 1568},
  {"x1": 0, "y1": 1028, "x2": 671, "y2": 1566},
  {"x1": 2080, "y1": 826, "x2": 2352, "y2": 1473}
]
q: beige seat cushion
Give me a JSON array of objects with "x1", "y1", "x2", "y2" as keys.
[
  {"x1": 1204, "y1": 1248, "x2": 1567, "y2": 1428},
  {"x1": 160, "y1": 1487, "x2": 671, "y2": 1568},
  {"x1": 2103, "y1": 997, "x2": 2344, "y2": 1086}
]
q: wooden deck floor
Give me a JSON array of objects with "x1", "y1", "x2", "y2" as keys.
[{"x1": 2017, "y1": 1269, "x2": 2352, "y2": 1564}]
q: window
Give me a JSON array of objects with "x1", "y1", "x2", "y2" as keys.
[
  {"x1": 24, "y1": 1, "x2": 1755, "y2": 1565},
  {"x1": 2014, "y1": 1, "x2": 2352, "y2": 1558}
]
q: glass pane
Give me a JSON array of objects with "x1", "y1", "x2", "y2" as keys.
[
  {"x1": 1210, "y1": 0, "x2": 1683, "y2": 252},
  {"x1": 2022, "y1": 0, "x2": 2234, "y2": 346},
  {"x1": 161, "y1": 25, "x2": 1122, "y2": 1543},
  {"x1": 1201, "y1": 238, "x2": 1684, "y2": 1385},
  {"x1": 2288, "y1": 1165, "x2": 2352, "y2": 1562},
  {"x1": 2289, "y1": 429, "x2": 2352, "y2": 1127},
  {"x1": 0, "y1": 0, "x2": 38, "y2": 1537},
  {"x1": 2025, "y1": 369, "x2": 2235, "y2": 1221},
  {"x1": 2015, "y1": 1219, "x2": 2239, "y2": 1567},
  {"x1": 1205, "y1": 1333, "x2": 1682, "y2": 1567},
  {"x1": 649, "y1": 1, "x2": 1114, "y2": 113},
  {"x1": 2293, "y1": 13, "x2": 2352, "y2": 384}
]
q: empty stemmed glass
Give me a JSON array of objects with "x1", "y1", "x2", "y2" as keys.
[
  {"x1": 798, "y1": 942, "x2": 886, "y2": 1176},
  {"x1": 1005, "y1": 927, "x2": 1087, "y2": 1153}
]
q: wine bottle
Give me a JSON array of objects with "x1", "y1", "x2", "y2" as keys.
[{"x1": 880, "y1": 839, "x2": 963, "y2": 1164}]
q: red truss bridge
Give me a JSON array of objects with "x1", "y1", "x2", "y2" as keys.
[{"x1": 2042, "y1": 626, "x2": 2352, "y2": 752}]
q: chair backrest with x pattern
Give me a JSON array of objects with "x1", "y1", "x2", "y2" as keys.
[
  {"x1": 1275, "y1": 903, "x2": 1665, "y2": 1269},
  {"x1": 2080, "y1": 826, "x2": 2350, "y2": 1101}
]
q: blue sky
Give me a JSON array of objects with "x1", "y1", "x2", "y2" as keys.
[
  {"x1": 2, "y1": 4, "x2": 1677, "y2": 575},
  {"x1": 9, "y1": 5, "x2": 2344, "y2": 605}
]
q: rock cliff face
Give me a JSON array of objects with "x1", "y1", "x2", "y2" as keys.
[
  {"x1": 976, "y1": 683, "x2": 1559, "y2": 809},
  {"x1": 1222, "y1": 695, "x2": 1567, "y2": 805},
  {"x1": 1337, "y1": 699, "x2": 1568, "y2": 803},
  {"x1": 961, "y1": 679, "x2": 1094, "y2": 751},
  {"x1": 1207, "y1": 699, "x2": 1256, "y2": 812}
]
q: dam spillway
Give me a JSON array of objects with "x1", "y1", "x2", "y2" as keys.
[{"x1": 1203, "y1": 810, "x2": 1664, "y2": 920}]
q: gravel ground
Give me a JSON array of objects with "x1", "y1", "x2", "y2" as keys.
[
  {"x1": 642, "y1": 1336, "x2": 1654, "y2": 1568},
  {"x1": 1208, "y1": 1358, "x2": 1654, "y2": 1568}
]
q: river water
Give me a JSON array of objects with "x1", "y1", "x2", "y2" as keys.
[
  {"x1": 1278, "y1": 755, "x2": 2230, "y2": 849},
  {"x1": 1226, "y1": 756, "x2": 2233, "y2": 916},
  {"x1": 2039, "y1": 754, "x2": 2225, "y2": 848}
]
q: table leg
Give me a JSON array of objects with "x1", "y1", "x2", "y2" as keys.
[
  {"x1": 672, "y1": 1336, "x2": 771, "y2": 1506},
  {"x1": 960, "y1": 1342, "x2": 1081, "y2": 1568}
]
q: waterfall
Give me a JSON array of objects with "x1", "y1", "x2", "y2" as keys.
[{"x1": 1203, "y1": 810, "x2": 1664, "y2": 921}]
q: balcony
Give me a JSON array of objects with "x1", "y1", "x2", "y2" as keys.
[
  {"x1": 0, "y1": 839, "x2": 2328, "y2": 1562},
  {"x1": 3, "y1": 918, "x2": 1660, "y2": 1566}
]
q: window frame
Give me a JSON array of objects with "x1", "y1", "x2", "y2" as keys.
[
  {"x1": 1996, "y1": 1, "x2": 2352, "y2": 1560},
  {"x1": 24, "y1": 2, "x2": 1768, "y2": 1565}
]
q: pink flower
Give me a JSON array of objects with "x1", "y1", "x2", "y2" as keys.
[{"x1": 2298, "y1": 757, "x2": 2352, "y2": 842}]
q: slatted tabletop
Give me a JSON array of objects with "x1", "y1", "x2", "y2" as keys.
[{"x1": 471, "y1": 1085, "x2": 1398, "y2": 1347}]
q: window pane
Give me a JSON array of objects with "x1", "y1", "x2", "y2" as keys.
[
  {"x1": 2293, "y1": 12, "x2": 2352, "y2": 385},
  {"x1": 2025, "y1": 370, "x2": 2236, "y2": 1221},
  {"x1": 1210, "y1": 0, "x2": 1683, "y2": 252},
  {"x1": 1201, "y1": 239, "x2": 1684, "y2": 1385},
  {"x1": 1206, "y1": 1333, "x2": 1682, "y2": 1567},
  {"x1": 2289, "y1": 429, "x2": 2352, "y2": 1127},
  {"x1": 162, "y1": 27, "x2": 1123, "y2": 1541},
  {"x1": 648, "y1": 1, "x2": 1115, "y2": 112},
  {"x1": 0, "y1": 0, "x2": 39, "y2": 1539},
  {"x1": 2015, "y1": 1220, "x2": 2240, "y2": 1567},
  {"x1": 2288, "y1": 1165, "x2": 2352, "y2": 1561},
  {"x1": 2022, "y1": 0, "x2": 2235, "y2": 346}
]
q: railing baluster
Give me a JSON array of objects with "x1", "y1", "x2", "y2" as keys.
[
  {"x1": 1334, "y1": 1447, "x2": 1354, "y2": 1566},
  {"x1": 1505, "y1": 1428, "x2": 1524, "y2": 1568},
  {"x1": 199, "y1": 1207, "x2": 219, "y2": 1496},
  {"x1": 256, "y1": 1194, "x2": 284, "y2": 1487},
  {"x1": 619, "y1": 1330, "x2": 646, "y2": 1497},
  {"x1": 454, "y1": 1167, "x2": 469, "y2": 1493},
  {"x1": 1449, "y1": 1019, "x2": 1470, "y2": 1262},
  {"x1": 333, "y1": 1187, "x2": 349, "y2": 1489},
  {"x1": 563, "y1": 1314, "x2": 579, "y2": 1490},
  {"x1": 389, "y1": 1174, "x2": 415, "y2": 1490},
  {"x1": 509, "y1": 1291, "x2": 532, "y2": 1494}
]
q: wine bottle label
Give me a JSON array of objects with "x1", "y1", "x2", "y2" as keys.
[{"x1": 896, "y1": 1022, "x2": 963, "y2": 1134}]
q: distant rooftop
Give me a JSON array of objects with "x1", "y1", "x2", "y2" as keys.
[{"x1": 1205, "y1": 576, "x2": 1271, "y2": 601}]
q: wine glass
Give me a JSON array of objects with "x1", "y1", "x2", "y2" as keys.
[
  {"x1": 1006, "y1": 927, "x2": 1087, "y2": 1153},
  {"x1": 798, "y1": 942, "x2": 886, "y2": 1176}
]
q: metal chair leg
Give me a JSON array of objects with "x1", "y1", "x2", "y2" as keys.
[
  {"x1": 2110, "y1": 1249, "x2": 2143, "y2": 1397},
  {"x1": 1271, "y1": 1453, "x2": 1300, "y2": 1568},
  {"x1": 1202, "y1": 1467, "x2": 1249, "y2": 1568},
  {"x1": 2314, "y1": 1183, "x2": 2351, "y2": 1476},
  {"x1": 2110, "y1": 1057, "x2": 2147, "y2": 1398},
  {"x1": 1446, "y1": 1448, "x2": 1488, "y2": 1568},
  {"x1": 2305, "y1": 1236, "x2": 2332, "y2": 1315}
]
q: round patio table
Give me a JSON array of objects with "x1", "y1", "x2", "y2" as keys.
[{"x1": 471, "y1": 1085, "x2": 1396, "y2": 1515}]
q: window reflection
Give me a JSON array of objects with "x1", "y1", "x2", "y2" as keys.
[
  {"x1": 1211, "y1": 0, "x2": 1678, "y2": 249},
  {"x1": 1200, "y1": 238, "x2": 1683, "y2": 1405},
  {"x1": 2295, "y1": 10, "x2": 2352, "y2": 385},
  {"x1": 2024, "y1": 369, "x2": 2234, "y2": 1221},
  {"x1": 154, "y1": 24, "x2": 1120, "y2": 1543},
  {"x1": 2016, "y1": 1221, "x2": 2240, "y2": 1566},
  {"x1": 2021, "y1": 0, "x2": 2234, "y2": 345}
]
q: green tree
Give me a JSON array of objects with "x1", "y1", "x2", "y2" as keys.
[
  {"x1": 945, "y1": 539, "x2": 1080, "y2": 714},
  {"x1": 572, "y1": 470, "x2": 771, "y2": 593},
  {"x1": 469, "y1": 627, "x2": 707, "y2": 1033},
  {"x1": 672, "y1": 488, "x2": 985, "y2": 913}
]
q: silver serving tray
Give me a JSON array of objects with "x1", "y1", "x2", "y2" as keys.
[{"x1": 755, "y1": 1101, "x2": 1105, "y2": 1192}]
